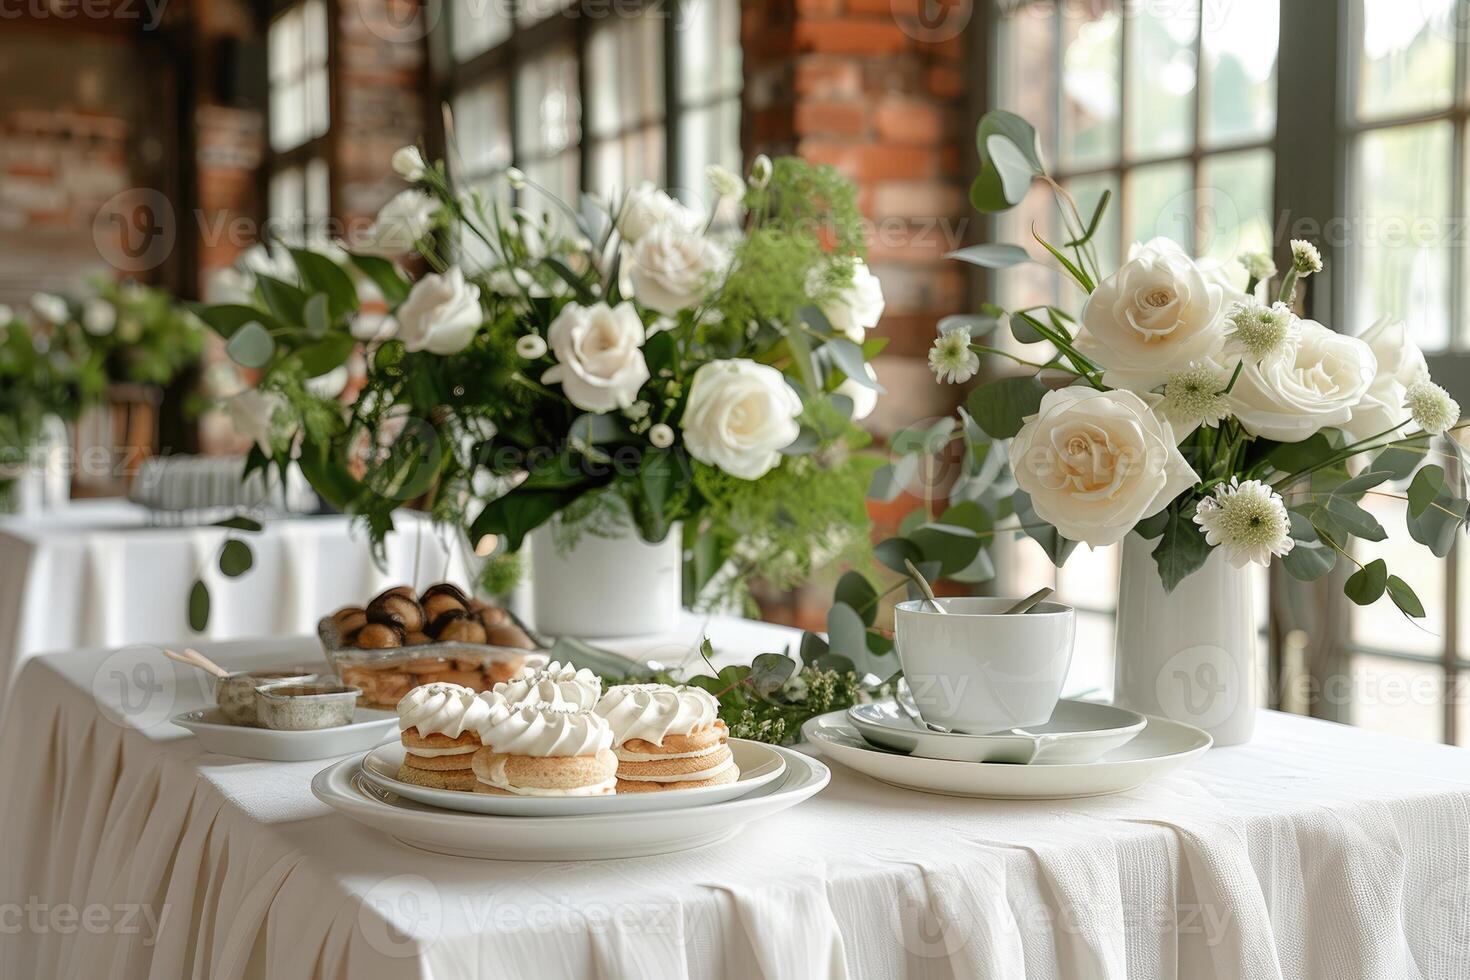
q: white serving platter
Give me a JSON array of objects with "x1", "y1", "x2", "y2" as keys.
[
  {"x1": 170, "y1": 708, "x2": 398, "y2": 762},
  {"x1": 803, "y1": 710, "x2": 1210, "y2": 800},
  {"x1": 359, "y1": 739, "x2": 787, "y2": 816},
  {"x1": 311, "y1": 742, "x2": 830, "y2": 860}
]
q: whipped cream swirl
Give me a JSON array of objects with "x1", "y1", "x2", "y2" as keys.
[
  {"x1": 477, "y1": 701, "x2": 613, "y2": 757},
  {"x1": 397, "y1": 683, "x2": 505, "y2": 738},
  {"x1": 595, "y1": 683, "x2": 720, "y2": 746},
  {"x1": 494, "y1": 660, "x2": 602, "y2": 710}
]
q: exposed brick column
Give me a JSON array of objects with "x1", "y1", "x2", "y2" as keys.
[{"x1": 742, "y1": 0, "x2": 974, "y2": 438}]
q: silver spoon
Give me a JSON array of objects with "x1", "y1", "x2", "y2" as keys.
[
  {"x1": 1004, "y1": 586, "x2": 1055, "y2": 615},
  {"x1": 903, "y1": 559, "x2": 947, "y2": 614},
  {"x1": 895, "y1": 678, "x2": 953, "y2": 734}
]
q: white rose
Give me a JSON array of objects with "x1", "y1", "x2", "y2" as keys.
[
  {"x1": 1076, "y1": 237, "x2": 1241, "y2": 391},
  {"x1": 81, "y1": 298, "x2": 116, "y2": 336},
  {"x1": 31, "y1": 293, "x2": 69, "y2": 325},
  {"x1": 350, "y1": 312, "x2": 397, "y2": 342},
  {"x1": 627, "y1": 223, "x2": 727, "y2": 316},
  {"x1": 681, "y1": 359, "x2": 802, "y2": 481},
  {"x1": 818, "y1": 260, "x2": 886, "y2": 342},
  {"x1": 225, "y1": 388, "x2": 287, "y2": 455},
  {"x1": 1342, "y1": 318, "x2": 1430, "y2": 441},
  {"x1": 305, "y1": 366, "x2": 349, "y2": 400},
  {"x1": 392, "y1": 145, "x2": 427, "y2": 181},
  {"x1": 836, "y1": 363, "x2": 879, "y2": 421},
  {"x1": 354, "y1": 190, "x2": 438, "y2": 257},
  {"x1": 616, "y1": 182, "x2": 696, "y2": 242},
  {"x1": 396, "y1": 267, "x2": 483, "y2": 355},
  {"x1": 1229, "y1": 320, "x2": 1377, "y2": 442},
  {"x1": 541, "y1": 302, "x2": 650, "y2": 413},
  {"x1": 1009, "y1": 387, "x2": 1198, "y2": 548}
]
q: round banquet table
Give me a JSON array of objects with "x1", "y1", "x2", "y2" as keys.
[
  {"x1": 0, "y1": 499, "x2": 472, "y2": 708},
  {"x1": 2, "y1": 623, "x2": 1469, "y2": 980}
]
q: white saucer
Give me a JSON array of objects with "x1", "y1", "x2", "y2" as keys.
[
  {"x1": 311, "y1": 742, "x2": 830, "y2": 860},
  {"x1": 171, "y1": 708, "x2": 398, "y2": 762},
  {"x1": 802, "y1": 710, "x2": 1210, "y2": 800},
  {"x1": 848, "y1": 698, "x2": 1146, "y2": 764},
  {"x1": 359, "y1": 739, "x2": 787, "y2": 816}
]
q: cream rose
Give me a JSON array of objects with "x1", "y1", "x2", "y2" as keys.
[
  {"x1": 541, "y1": 302, "x2": 650, "y2": 412},
  {"x1": 681, "y1": 359, "x2": 802, "y2": 480},
  {"x1": 818, "y1": 260, "x2": 886, "y2": 342},
  {"x1": 1076, "y1": 237, "x2": 1240, "y2": 391},
  {"x1": 354, "y1": 190, "x2": 438, "y2": 257},
  {"x1": 627, "y1": 223, "x2": 727, "y2": 316},
  {"x1": 616, "y1": 183, "x2": 696, "y2": 242},
  {"x1": 1228, "y1": 320, "x2": 1377, "y2": 442},
  {"x1": 396, "y1": 267, "x2": 483, "y2": 355},
  {"x1": 1009, "y1": 387, "x2": 1198, "y2": 548},
  {"x1": 836, "y1": 363, "x2": 879, "y2": 421},
  {"x1": 1342, "y1": 318, "x2": 1429, "y2": 441},
  {"x1": 225, "y1": 388, "x2": 287, "y2": 455}
]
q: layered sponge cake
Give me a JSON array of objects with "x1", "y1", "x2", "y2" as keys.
[
  {"x1": 394, "y1": 682, "x2": 502, "y2": 791},
  {"x1": 471, "y1": 700, "x2": 617, "y2": 797},
  {"x1": 595, "y1": 684, "x2": 739, "y2": 793}
]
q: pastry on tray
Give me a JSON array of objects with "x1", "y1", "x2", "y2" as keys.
[
  {"x1": 595, "y1": 684, "x2": 739, "y2": 793},
  {"x1": 470, "y1": 700, "x2": 617, "y2": 797},
  {"x1": 394, "y1": 682, "x2": 502, "y2": 791},
  {"x1": 494, "y1": 660, "x2": 602, "y2": 710}
]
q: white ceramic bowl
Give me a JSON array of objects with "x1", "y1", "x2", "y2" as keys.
[{"x1": 894, "y1": 597, "x2": 1075, "y2": 734}]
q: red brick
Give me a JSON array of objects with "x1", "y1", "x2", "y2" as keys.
[
  {"x1": 801, "y1": 141, "x2": 938, "y2": 181},
  {"x1": 794, "y1": 0, "x2": 843, "y2": 15},
  {"x1": 873, "y1": 101, "x2": 947, "y2": 145},
  {"x1": 794, "y1": 19, "x2": 911, "y2": 55},
  {"x1": 926, "y1": 65, "x2": 964, "y2": 98},
  {"x1": 795, "y1": 101, "x2": 869, "y2": 138},
  {"x1": 794, "y1": 58, "x2": 864, "y2": 99}
]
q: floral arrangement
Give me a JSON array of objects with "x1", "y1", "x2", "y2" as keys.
[
  {"x1": 196, "y1": 146, "x2": 887, "y2": 601},
  {"x1": 905, "y1": 110, "x2": 1467, "y2": 615}
]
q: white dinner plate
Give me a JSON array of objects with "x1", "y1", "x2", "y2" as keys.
[
  {"x1": 359, "y1": 739, "x2": 787, "y2": 816},
  {"x1": 848, "y1": 698, "x2": 1146, "y2": 764},
  {"x1": 171, "y1": 708, "x2": 399, "y2": 762},
  {"x1": 311, "y1": 742, "x2": 830, "y2": 860},
  {"x1": 803, "y1": 710, "x2": 1210, "y2": 800}
]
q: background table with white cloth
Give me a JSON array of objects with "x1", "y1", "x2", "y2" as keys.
[
  {"x1": 3, "y1": 626, "x2": 1469, "y2": 980},
  {"x1": 0, "y1": 500, "x2": 473, "y2": 706}
]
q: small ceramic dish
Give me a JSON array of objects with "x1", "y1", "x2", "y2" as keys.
[
  {"x1": 254, "y1": 681, "x2": 361, "y2": 731},
  {"x1": 171, "y1": 708, "x2": 398, "y2": 762},
  {"x1": 847, "y1": 698, "x2": 1147, "y2": 764},
  {"x1": 214, "y1": 667, "x2": 320, "y2": 725}
]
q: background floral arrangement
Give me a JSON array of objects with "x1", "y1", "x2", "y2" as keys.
[
  {"x1": 898, "y1": 110, "x2": 1469, "y2": 617},
  {"x1": 197, "y1": 145, "x2": 887, "y2": 605}
]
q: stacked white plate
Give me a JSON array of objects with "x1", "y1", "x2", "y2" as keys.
[
  {"x1": 802, "y1": 699, "x2": 1210, "y2": 800},
  {"x1": 311, "y1": 738, "x2": 830, "y2": 860}
]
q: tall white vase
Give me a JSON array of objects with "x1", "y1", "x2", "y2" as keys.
[
  {"x1": 529, "y1": 519, "x2": 683, "y2": 639},
  {"x1": 1114, "y1": 533, "x2": 1257, "y2": 746}
]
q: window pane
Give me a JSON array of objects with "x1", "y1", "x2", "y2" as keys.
[
  {"x1": 270, "y1": 166, "x2": 304, "y2": 235},
  {"x1": 1356, "y1": 0, "x2": 1456, "y2": 120},
  {"x1": 1202, "y1": 0, "x2": 1277, "y2": 145},
  {"x1": 1063, "y1": 172, "x2": 1120, "y2": 274},
  {"x1": 305, "y1": 157, "x2": 331, "y2": 222},
  {"x1": 994, "y1": 3, "x2": 1058, "y2": 163},
  {"x1": 451, "y1": 77, "x2": 512, "y2": 180},
  {"x1": 679, "y1": 0, "x2": 741, "y2": 104},
  {"x1": 1352, "y1": 495, "x2": 1445, "y2": 655},
  {"x1": 451, "y1": 0, "x2": 512, "y2": 62},
  {"x1": 521, "y1": 150, "x2": 579, "y2": 217},
  {"x1": 675, "y1": 98, "x2": 740, "y2": 199},
  {"x1": 519, "y1": 0, "x2": 570, "y2": 27},
  {"x1": 591, "y1": 126, "x2": 666, "y2": 197},
  {"x1": 516, "y1": 46, "x2": 581, "y2": 161},
  {"x1": 303, "y1": 0, "x2": 328, "y2": 63},
  {"x1": 269, "y1": 9, "x2": 301, "y2": 85},
  {"x1": 1124, "y1": 159, "x2": 1191, "y2": 247},
  {"x1": 589, "y1": 13, "x2": 664, "y2": 139},
  {"x1": 995, "y1": 182, "x2": 1061, "y2": 311},
  {"x1": 1350, "y1": 654, "x2": 1443, "y2": 743},
  {"x1": 1060, "y1": 0, "x2": 1121, "y2": 170},
  {"x1": 1351, "y1": 122, "x2": 1451, "y2": 348},
  {"x1": 1125, "y1": 0, "x2": 1197, "y2": 160},
  {"x1": 1198, "y1": 148, "x2": 1273, "y2": 271}
]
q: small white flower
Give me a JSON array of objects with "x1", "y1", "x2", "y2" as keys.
[
  {"x1": 353, "y1": 190, "x2": 439, "y2": 257},
  {"x1": 396, "y1": 267, "x2": 483, "y2": 354},
  {"x1": 1405, "y1": 380, "x2": 1460, "y2": 435},
  {"x1": 648, "y1": 423, "x2": 676, "y2": 448},
  {"x1": 1160, "y1": 362, "x2": 1232, "y2": 436},
  {"x1": 816, "y1": 260, "x2": 886, "y2": 342},
  {"x1": 1223, "y1": 300, "x2": 1297, "y2": 360},
  {"x1": 706, "y1": 164, "x2": 745, "y2": 200},
  {"x1": 928, "y1": 329, "x2": 979, "y2": 385},
  {"x1": 31, "y1": 292, "x2": 69, "y2": 325},
  {"x1": 625, "y1": 401, "x2": 651, "y2": 421},
  {"x1": 835, "y1": 363, "x2": 880, "y2": 421},
  {"x1": 616, "y1": 183, "x2": 697, "y2": 242},
  {"x1": 350, "y1": 312, "x2": 398, "y2": 342},
  {"x1": 391, "y1": 145, "x2": 427, "y2": 181},
  {"x1": 1290, "y1": 239, "x2": 1322, "y2": 276},
  {"x1": 225, "y1": 388, "x2": 288, "y2": 456},
  {"x1": 1192, "y1": 478, "x2": 1295, "y2": 569},
  {"x1": 305, "y1": 366, "x2": 349, "y2": 400},
  {"x1": 0, "y1": 304, "x2": 13, "y2": 324},
  {"x1": 1239, "y1": 251, "x2": 1277, "y2": 282},
  {"x1": 506, "y1": 167, "x2": 527, "y2": 191},
  {"x1": 750, "y1": 155, "x2": 773, "y2": 189},
  {"x1": 81, "y1": 297, "x2": 116, "y2": 336},
  {"x1": 516, "y1": 334, "x2": 548, "y2": 359}
]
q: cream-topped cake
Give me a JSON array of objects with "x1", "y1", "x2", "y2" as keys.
[
  {"x1": 395, "y1": 683, "x2": 505, "y2": 791},
  {"x1": 493, "y1": 660, "x2": 602, "y2": 710},
  {"x1": 594, "y1": 683, "x2": 738, "y2": 793},
  {"x1": 470, "y1": 701, "x2": 617, "y2": 796}
]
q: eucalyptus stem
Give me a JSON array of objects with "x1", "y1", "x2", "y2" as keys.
[
  {"x1": 968, "y1": 343, "x2": 1054, "y2": 371},
  {"x1": 1272, "y1": 420, "x2": 1417, "y2": 489},
  {"x1": 1277, "y1": 267, "x2": 1299, "y2": 306}
]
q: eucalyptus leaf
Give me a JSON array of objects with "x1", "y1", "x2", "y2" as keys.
[
  {"x1": 948, "y1": 547, "x2": 996, "y2": 584},
  {"x1": 1333, "y1": 469, "x2": 1393, "y2": 498},
  {"x1": 969, "y1": 111, "x2": 1045, "y2": 213},
  {"x1": 1386, "y1": 575, "x2": 1425, "y2": 618},
  {"x1": 875, "y1": 536, "x2": 923, "y2": 574},
  {"x1": 290, "y1": 248, "x2": 360, "y2": 318},
  {"x1": 945, "y1": 244, "x2": 1031, "y2": 269},
  {"x1": 891, "y1": 417, "x2": 956, "y2": 456},
  {"x1": 1325, "y1": 495, "x2": 1387, "y2": 542},
  {"x1": 1151, "y1": 506, "x2": 1211, "y2": 593},
  {"x1": 868, "y1": 457, "x2": 918, "y2": 502},
  {"x1": 1408, "y1": 465, "x2": 1445, "y2": 518},
  {"x1": 825, "y1": 336, "x2": 880, "y2": 390},
  {"x1": 255, "y1": 274, "x2": 308, "y2": 327},
  {"x1": 1344, "y1": 558, "x2": 1388, "y2": 605},
  {"x1": 348, "y1": 253, "x2": 412, "y2": 306},
  {"x1": 835, "y1": 571, "x2": 879, "y2": 627},
  {"x1": 910, "y1": 522, "x2": 984, "y2": 576},
  {"x1": 826, "y1": 602, "x2": 868, "y2": 663},
  {"x1": 798, "y1": 631, "x2": 830, "y2": 667},
  {"x1": 225, "y1": 321, "x2": 275, "y2": 369},
  {"x1": 188, "y1": 579, "x2": 210, "y2": 632},
  {"x1": 748, "y1": 652, "x2": 796, "y2": 697},
  {"x1": 1281, "y1": 541, "x2": 1336, "y2": 581},
  {"x1": 212, "y1": 515, "x2": 263, "y2": 533},
  {"x1": 1269, "y1": 433, "x2": 1338, "y2": 474},
  {"x1": 967, "y1": 376, "x2": 1048, "y2": 439},
  {"x1": 218, "y1": 539, "x2": 254, "y2": 578},
  {"x1": 1406, "y1": 488, "x2": 1467, "y2": 557},
  {"x1": 1013, "y1": 490, "x2": 1077, "y2": 566},
  {"x1": 303, "y1": 293, "x2": 330, "y2": 338}
]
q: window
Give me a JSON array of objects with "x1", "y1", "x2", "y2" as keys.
[
  {"x1": 439, "y1": 0, "x2": 741, "y2": 212},
  {"x1": 988, "y1": 0, "x2": 1281, "y2": 697},
  {"x1": 267, "y1": 0, "x2": 332, "y2": 242}
]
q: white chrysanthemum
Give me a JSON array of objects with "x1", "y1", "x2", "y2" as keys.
[
  {"x1": 648, "y1": 423, "x2": 676, "y2": 448},
  {"x1": 515, "y1": 334, "x2": 547, "y2": 359},
  {"x1": 1224, "y1": 300, "x2": 1297, "y2": 360},
  {"x1": 1405, "y1": 380, "x2": 1460, "y2": 435},
  {"x1": 1160, "y1": 362, "x2": 1232, "y2": 434},
  {"x1": 1192, "y1": 478, "x2": 1295, "y2": 568},
  {"x1": 928, "y1": 328, "x2": 978, "y2": 385},
  {"x1": 1290, "y1": 239, "x2": 1322, "y2": 275},
  {"x1": 1239, "y1": 251, "x2": 1277, "y2": 282}
]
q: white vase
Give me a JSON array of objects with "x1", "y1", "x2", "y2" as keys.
[
  {"x1": 1113, "y1": 533, "x2": 1257, "y2": 746},
  {"x1": 6, "y1": 415, "x2": 70, "y2": 516},
  {"x1": 528, "y1": 519, "x2": 683, "y2": 639}
]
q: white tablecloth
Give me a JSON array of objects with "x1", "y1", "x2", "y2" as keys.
[
  {"x1": 3, "y1": 629, "x2": 1469, "y2": 980},
  {"x1": 0, "y1": 500, "x2": 471, "y2": 707}
]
